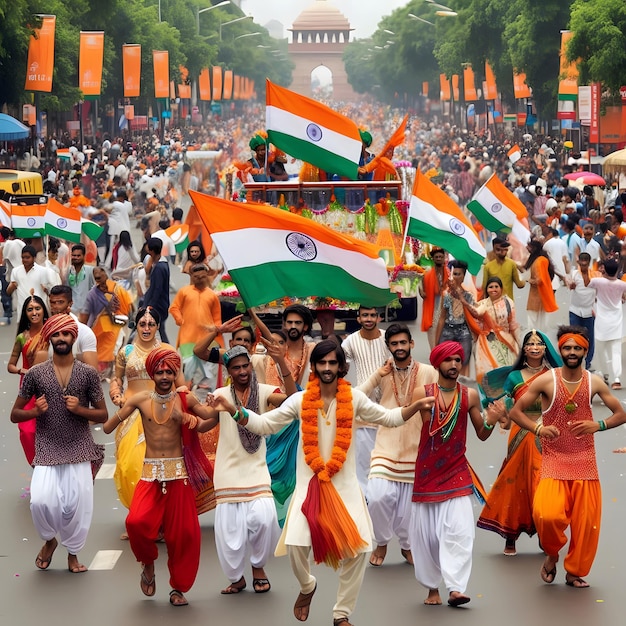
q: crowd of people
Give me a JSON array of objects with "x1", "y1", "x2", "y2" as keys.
[{"x1": 3, "y1": 106, "x2": 626, "y2": 622}]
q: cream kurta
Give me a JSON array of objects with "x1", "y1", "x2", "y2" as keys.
[{"x1": 244, "y1": 388, "x2": 405, "y2": 555}]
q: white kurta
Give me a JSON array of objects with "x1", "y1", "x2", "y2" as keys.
[{"x1": 244, "y1": 388, "x2": 405, "y2": 555}]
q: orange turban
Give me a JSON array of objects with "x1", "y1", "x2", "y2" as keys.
[
  {"x1": 557, "y1": 333, "x2": 589, "y2": 350},
  {"x1": 145, "y1": 347, "x2": 181, "y2": 378},
  {"x1": 41, "y1": 314, "x2": 78, "y2": 343},
  {"x1": 430, "y1": 341, "x2": 465, "y2": 369}
]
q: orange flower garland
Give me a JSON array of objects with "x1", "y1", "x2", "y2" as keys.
[
  {"x1": 301, "y1": 376, "x2": 353, "y2": 481},
  {"x1": 299, "y1": 376, "x2": 367, "y2": 568}
]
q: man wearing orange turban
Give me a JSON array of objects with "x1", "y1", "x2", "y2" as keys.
[
  {"x1": 103, "y1": 346, "x2": 217, "y2": 607},
  {"x1": 510, "y1": 325, "x2": 626, "y2": 589},
  {"x1": 410, "y1": 341, "x2": 501, "y2": 607},
  {"x1": 11, "y1": 312, "x2": 107, "y2": 576}
]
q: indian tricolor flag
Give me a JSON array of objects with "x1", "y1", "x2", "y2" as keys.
[
  {"x1": 56, "y1": 147, "x2": 71, "y2": 159},
  {"x1": 165, "y1": 223, "x2": 190, "y2": 255},
  {"x1": 45, "y1": 198, "x2": 81, "y2": 242},
  {"x1": 11, "y1": 203, "x2": 46, "y2": 238},
  {"x1": 189, "y1": 190, "x2": 395, "y2": 308},
  {"x1": 266, "y1": 79, "x2": 362, "y2": 180},
  {"x1": 81, "y1": 217, "x2": 104, "y2": 241},
  {"x1": 407, "y1": 169, "x2": 485, "y2": 275},
  {"x1": 507, "y1": 144, "x2": 521, "y2": 164},
  {"x1": 467, "y1": 174, "x2": 528, "y2": 233},
  {"x1": 0, "y1": 199, "x2": 11, "y2": 228}
]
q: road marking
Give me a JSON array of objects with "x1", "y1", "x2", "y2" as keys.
[
  {"x1": 88, "y1": 550, "x2": 123, "y2": 570},
  {"x1": 96, "y1": 463, "x2": 116, "y2": 479}
]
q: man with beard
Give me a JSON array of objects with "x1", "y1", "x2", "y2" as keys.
[
  {"x1": 281, "y1": 304, "x2": 315, "y2": 388},
  {"x1": 509, "y1": 326, "x2": 626, "y2": 589},
  {"x1": 11, "y1": 315, "x2": 107, "y2": 574},
  {"x1": 207, "y1": 340, "x2": 435, "y2": 626},
  {"x1": 410, "y1": 341, "x2": 501, "y2": 607},
  {"x1": 103, "y1": 347, "x2": 217, "y2": 607},
  {"x1": 64, "y1": 243, "x2": 94, "y2": 316},
  {"x1": 482, "y1": 237, "x2": 525, "y2": 300},
  {"x1": 201, "y1": 345, "x2": 295, "y2": 595},
  {"x1": 358, "y1": 324, "x2": 438, "y2": 567},
  {"x1": 341, "y1": 305, "x2": 390, "y2": 493}
]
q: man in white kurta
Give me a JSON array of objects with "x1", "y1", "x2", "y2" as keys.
[
  {"x1": 358, "y1": 323, "x2": 437, "y2": 567},
  {"x1": 208, "y1": 340, "x2": 435, "y2": 626}
]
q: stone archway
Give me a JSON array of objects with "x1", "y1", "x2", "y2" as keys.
[
  {"x1": 311, "y1": 64, "x2": 333, "y2": 98},
  {"x1": 288, "y1": 0, "x2": 357, "y2": 101}
]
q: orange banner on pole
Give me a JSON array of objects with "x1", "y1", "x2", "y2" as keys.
[
  {"x1": 223, "y1": 70, "x2": 233, "y2": 99},
  {"x1": 513, "y1": 70, "x2": 531, "y2": 99},
  {"x1": 122, "y1": 44, "x2": 141, "y2": 97},
  {"x1": 198, "y1": 68, "x2": 211, "y2": 101},
  {"x1": 484, "y1": 61, "x2": 498, "y2": 100},
  {"x1": 463, "y1": 67, "x2": 477, "y2": 102},
  {"x1": 153, "y1": 50, "x2": 170, "y2": 98},
  {"x1": 79, "y1": 31, "x2": 104, "y2": 96},
  {"x1": 558, "y1": 30, "x2": 579, "y2": 101},
  {"x1": 422, "y1": 81, "x2": 429, "y2": 98},
  {"x1": 439, "y1": 74, "x2": 450, "y2": 101},
  {"x1": 234, "y1": 75, "x2": 241, "y2": 100},
  {"x1": 178, "y1": 84, "x2": 191, "y2": 99},
  {"x1": 451, "y1": 74, "x2": 460, "y2": 101},
  {"x1": 25, "y1": 15, "x2": 56, "y2": 92},
  {"x1": 212, "y1": 66, "x2": 223, "y2": 101}
]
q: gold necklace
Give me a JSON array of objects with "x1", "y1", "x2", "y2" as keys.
[{"x1": 150, "y1": 394, "x2": 176, "y2": 425}]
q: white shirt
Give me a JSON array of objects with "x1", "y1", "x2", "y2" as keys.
[
  {"x1": 47, "y1": 312, "x2": 97, "y2": 359},
  {"x1": 151, "y1": 229, "x2": 176, "y2": 258},
  {"x1": 569, "y1": 270, "x2": 596, "y2": 318},
  {"x1": 543, "y1": 237, "x2": 569, "y2": 290},
  {"x1": 579, "y1": 237, "x2": 601, "y2": 265},
  {"x1": 2, "y1": 238, "x2": 25, "y2": 281},
  {"x1": 588, "y1": 277, "x2": 626, "y2": 341},
  {"x1": 107, "y1": 199, "x2": 132, "y2": 236},
  {"x1": 11, "y1": 263, "x2": 59, "y2": 314}
]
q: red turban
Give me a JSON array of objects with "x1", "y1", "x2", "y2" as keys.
[
  {"x1": 430, "y1": 341, "x2": 465, "y2": 369},
  {"x1": 41, "y1": 314, "x2": 78, "y2": 343},
  {"x1": 145, "y1": 347, "x2": 181, "y2": 378}
]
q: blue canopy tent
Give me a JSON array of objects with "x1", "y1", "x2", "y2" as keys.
[{"x1": 0, "y1": 113, "x2": 30, "y2": 140}]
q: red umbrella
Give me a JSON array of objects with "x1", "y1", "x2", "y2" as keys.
[{"x1": 564, "y1": 171, "x2": 606, "y2": 186}]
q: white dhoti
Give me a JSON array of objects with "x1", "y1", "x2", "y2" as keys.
[
  {"x1": 366, "y1": 478, "x2": 412, "y2": 550},
  {"x1": 408, "y1": 496, "x2": 474, "y2": 593},
  {"x1": 30, "y1": 461, "x2": 94, "y2": 555},
  {"x1": 289, "y1": 545, "x2": 368, "y2": 621},
  {"x1": 355, "y1": 427, "x2": 377, "y2": 495},
  {"x1": 214, "y1": 498, "x2": 280, "y2": 582}
]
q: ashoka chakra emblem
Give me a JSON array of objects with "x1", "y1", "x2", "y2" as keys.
[
  {"x1": 57, "y1": 218, "x2": 68, "y2": 228},
  {"x1": 449, "y1": 218, "x2": 466, "y2": 236},
  {"x1": 306, "y1": 123, "x2": 323, "y2": 142},
  {"x1": 491, "y1": 202, "x2": 502, "y2": 213},
  {"x1": 286, "y1": 232, "x2": 317, "y2": 261},
  {"x1": 27, "y1": 217, "x2": 36, "y2": 227}
]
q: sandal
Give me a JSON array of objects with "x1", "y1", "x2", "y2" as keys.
[
  {"x1": 565, "y1": 575, "x2": 590, "y2": 588},
  {"x1": 333, "y1": 619, "x2": 354, "y2": 626},
  {"x1": 35, "y1": 538, "x2": 58, "y2": 570},
  {"x1": 140, "y1": 567, "x2": 156, "y2": 596},
  {"x1": 253, "y1": 578, "x2": 271, "y2": 593},
  {"x1": 169, "y1": 589, "x2": 189, "y2": 606},
  {"x1": 221, "y1": 576, "x2": 246, "y2": 594},
  {"x1": 294, "y1": 584, "x2": 317, "y2": 622}
]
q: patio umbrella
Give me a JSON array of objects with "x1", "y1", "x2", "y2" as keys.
[
  {"x1": 603, "y1": 148, "x2": 626, "y2": 175},
  {"x1": 0, "y1": 113, "x2": 30, "y2": 140},
  {"x1": 564, "y1": 171, "x2": 606, "y2": 186}
]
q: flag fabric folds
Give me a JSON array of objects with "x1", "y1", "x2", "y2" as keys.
[
  {"x1": 266, "y1": 80, "x2": 362, "y2": 180},
  {"x1": 507, "y1": 144, "x2": 522, "y2": 163},
  {"x1": 81, "y1": 217, "x2": 104, "y2": 241},
  {"x1": 189, "y1": 190, "x2": 395, "y2": 309},
  {"x1": 407, "y1": 169, "x2": 485, "y2": 275},
  {"x1": 11, "y1": 204, "x2": 46, "y2": 239},
  {"x1": 45, "y1": 198, "x2": 81, "y2": 243},
  {"x1": 165, "y1": 223, "x2": 190, "y2": 255},
  {"x1": 467, "y1": 174, "x2": 528, "y2": 234}
]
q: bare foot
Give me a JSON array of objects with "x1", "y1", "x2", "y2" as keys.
[
  {"x1": 400, "y1": 548, "x2": 414, "y2": 565},
  {"x1": 424, "y1": 589, "x2": 442, "y2": 605},
  {"x1": 540, "y1": 554, "x2": 558, "y2": 584},
  {"x1": 369, "y1": 545, "x2": 387, "y2": 567},
  {"x1": 67, "y1": 553, "x2": 88, "y2": 573},
  {"x1": 140, "y1": 563, "x2": 156, "y2": 596},
  {"x1": 35, "y1": 538, "x2": 58, "y2": 570},
  {"x1": 448, "y1": 591, "x2": 471, "y2": 607}
]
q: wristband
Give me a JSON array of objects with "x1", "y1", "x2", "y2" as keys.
[
  {"x1": 534, "y1": 422, "x2": 542, "y2": 436},
  {"x1": 281, "y1": 370, "x2": 292, "y2": 377},
  {"x1": 116, "y1": 411, "x2": 123, "y2": 423},
  {"x1": 240, "y1": 407, "x2": 249, "y2": 420},
  {"x1": 598, "y1": 420, "x2": 607, "y2": 431},
  {"x1": 483, "y1": 415, "x2": 494, "y2": 430},
  {"x1": 232, "y1": 409, "x2": 241, "y2": 422}
]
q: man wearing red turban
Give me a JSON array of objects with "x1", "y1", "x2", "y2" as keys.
[
  {"x1": 103, "y1": 346, "x2": 217, "y2": 607},
  {"x1": 11, "y1": 313, "x2": 107, "y2": 575},
  {"x1": 410, "y1": 341, "x2": 501, "y2": 607}
]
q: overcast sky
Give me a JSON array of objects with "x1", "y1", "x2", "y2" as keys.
[{"x1": 240, "y1": 0, "x2": 409, "y2": 40}]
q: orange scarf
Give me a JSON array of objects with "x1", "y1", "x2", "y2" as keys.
[
  {"x1": 300, "y1": 377, "x2": 367, "y2": 568},
  {"x1": 421, "y1": 265, "x2": 449, "y2": 331}
]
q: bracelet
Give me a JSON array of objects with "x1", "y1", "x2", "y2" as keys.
[
  {"x1": 483, "y1": 415, "x2": 494, "y2": 430},
  {"x1": 598, "y1": 420, "x2": 607, "y2": 431},
  {"x1": 281, "y1": 370, "x2": 292, "y2": 377},
  {"x1": 232, "y1": 409, "x2": 240, "y2": 422},
  {"x1": 115, "y1": 411, "x2": 123, "y2": 423},
  {"x1": 240, "y1": 407, "x2": 249, "y2": 420},
  {"x1": 534, "y1": 422, "x2": 543, "y2": 436}
]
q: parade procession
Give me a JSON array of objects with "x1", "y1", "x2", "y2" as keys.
[{"x1": 3, "y1": 1, "x2": 626, "y2": 625}]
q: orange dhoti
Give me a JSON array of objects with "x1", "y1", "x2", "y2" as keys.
[{"x1": 533, "y1": 478, "x2": 601, "y2": 578}]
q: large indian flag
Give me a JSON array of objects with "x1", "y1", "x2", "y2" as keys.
[
  {"x1": 45, "y1": 198, "x2": 81, "y2": 242},
  {"x1": 11, "y1": 203, "x2": 46, "y2": 238},
  {"x1": 189, "y1": 190, "x2": 395, "y2": 308},
  {"x1": 467, "y1": 173, "x2": 528, "y2": 233},
  {"x1": 266, "y1": 79, "x2": 362, "y2": 180},
  {"x1": 407, "y1": 169, "x2": 485, "y2": 275}
]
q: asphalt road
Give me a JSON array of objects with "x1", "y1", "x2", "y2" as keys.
[{"x1": 2, "y1": 259, "x2": 626, "y2": 626}]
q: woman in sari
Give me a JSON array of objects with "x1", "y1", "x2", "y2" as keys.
[
  {"x1": 471, "y1": 277, "x2": 520, "y2": 384},
  {"x1": 80, "y1": 266, "x2": 133, "y2": 380},
  {"x1": 525, "y1": 238, "x2": 558, "y2": 331},
  {"x1": 7, "y1": 295, "x2": 49, "y2": 465},
  {"x1": 109, "y1": 307, "x2": 185, "y2": 533},
  {"x1": 477, "y1": 330, "x2": 561, "y2": 555}
]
